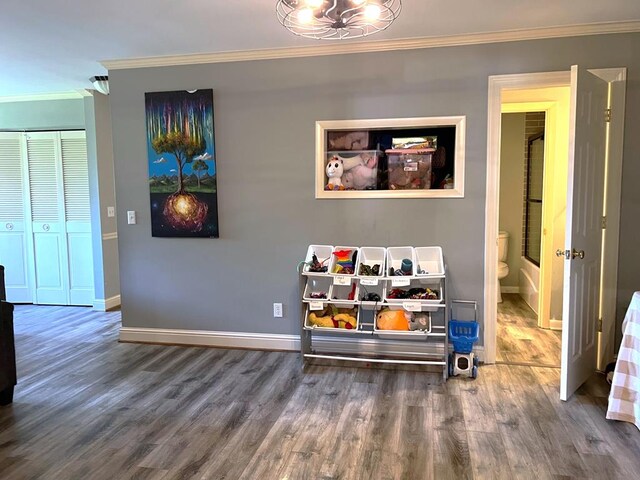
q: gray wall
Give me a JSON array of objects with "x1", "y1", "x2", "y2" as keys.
[
  {"x1": 84, "y1": 92, "x2": 120, "y2": 307},
  {"x1": 0, "y1": 98, "x2": 85, "y2": 130},
  {"x1": 499, "y1": 113, "x2": 525, "y2": 288},
  {"x1": 109, "y1": 33, "x2": 640, "y2": 343}
]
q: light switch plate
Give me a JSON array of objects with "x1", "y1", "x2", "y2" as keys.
[
  {"x1": 107, "y1": 206, "x2": 115, "y2": 217},
  {"x1": 127, "y1": 211, "x2": 136, "y2": 225}
]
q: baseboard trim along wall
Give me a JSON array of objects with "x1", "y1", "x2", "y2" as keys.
[
  {"x1": 119, "y1": 327, "x2": 485, "y2": 361},
  {"x1": 549, "y1": 319, "x2": 563, "y2": 331},
  {"x1": 93, "y1": 295, "x2": 121, "y2": 311},
  {"x1": 501, "y1": 286, "x2": 520, "y2": 294}
]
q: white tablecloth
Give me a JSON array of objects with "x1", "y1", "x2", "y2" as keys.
[{"x1": 607, "y1": 291, "x2": 640, "y2": 430}]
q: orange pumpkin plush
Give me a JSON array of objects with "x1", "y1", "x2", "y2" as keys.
[{"x1": 376, "y1": 309, "x2": 411, "y2": 331}]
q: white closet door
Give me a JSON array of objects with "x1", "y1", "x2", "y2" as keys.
[
  {"x1": 61, "y1": 131, "x2": 93, "y2": 306},
  {"x1": 26, "y1": 132, "x2": 69, "y2": 305},
  {"x1": 0, "y1": 132, "x2": 32, "y2": 302}
]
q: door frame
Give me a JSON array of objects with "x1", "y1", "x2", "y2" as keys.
[{"x1": 483, "y1": 68, "x2": 626, "y2": 369}]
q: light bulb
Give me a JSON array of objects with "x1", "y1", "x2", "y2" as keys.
[
  {"x1": 364, "y1": 4, "x2": 381, "y2": 20},
  {"x1": 297, "y1": 7, "x2": 314, "y2": 24},
  {"x1": 306, "y1": 0, "x2": 323, "y2": 7}
]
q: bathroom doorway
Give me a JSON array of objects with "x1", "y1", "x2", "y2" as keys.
[
  {"x1": 485, "y1": 68, "x2": 627, "y2": 399},
  {"x1": 496, "y1": 90, "x2": 569, "y2": 366}
]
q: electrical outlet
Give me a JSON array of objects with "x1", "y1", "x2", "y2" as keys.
[
  {"x1": 273, "y1": 303, "x2": 283, "y2": 318},
  {"x1": 107, "y1": 206, "x2": 115, "y2": 218}
]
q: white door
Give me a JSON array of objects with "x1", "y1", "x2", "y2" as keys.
[
  {"x1": 26, "y1": 132, "x2": 70, "y2": 305},
  {"x1": 560, "y1": 66, "x2": 608, "y2": 400},
  {"x1": 0, "y1": 133, "x2": 32, "y2": 302},
  {"x1": 61, "y1": 131, "x2": 94, "y2": 306}
]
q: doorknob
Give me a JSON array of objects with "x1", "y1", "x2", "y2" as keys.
[
  {"x1": 572, "y1": 248, "x2": 585, "y2": 260},
  {"x1": 556, "y1": 249, "x2": 566, "y2": 258}
]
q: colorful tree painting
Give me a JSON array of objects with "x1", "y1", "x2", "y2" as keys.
[{"x1": 145, "y1": 90, "x2": 218, "y2": 238}]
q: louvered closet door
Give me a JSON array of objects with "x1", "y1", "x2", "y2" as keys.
[
  {"x1": 0, "y1": 132, "x2": 32, "y2": 302},
  {"x1": 26, "y1": 132, "x2": 69, "y2": 305},
  {"x1": 61, "y1": 131, "x2": 93, "y2": 306}
]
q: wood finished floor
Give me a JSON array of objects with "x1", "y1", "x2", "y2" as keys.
[
  {"x1": 1, "y1": 304, "x2": 638, "y2": 479},
  {"x1": 496, "y1": 294, "x2": 562, "y2": 367}
]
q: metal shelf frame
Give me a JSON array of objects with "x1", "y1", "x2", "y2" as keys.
[{"x1": 299, "y1": 258, "x2": 449, "y2": 380}]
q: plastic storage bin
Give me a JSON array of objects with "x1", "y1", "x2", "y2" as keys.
[
  {"x1": 329, "y1": 246, "x2": 359, "y2": 276},
  {"x1": 356, "y1": 247, "x2": 386, "y2": 277},
  {"x1": 303, "y1": 245, "x2": 333, "y2": 275},
  {"x1": 385, "y1": 278, "x2": 442, "y2": 305},
  {"x1": 386, "y1": 246, "x2": 416, "y2": 277},
  {"x1": 358, "y1": 282, "x2": 386, "y2": 310},
  {"x1": 386, "y1": 148, "x2": 435, "y2": 190},
  {"x1": 373, "y1": 306, "x2": 432, "y2": 339},
  {"x1": 326, "y1": 150, "x2": 381, "y2": 190},
  {"x1": 415, "y1": 247, "x2": 444, "y2": 277},
  {"x1": 330, "y1": 283, "x2": 359, "y2": 303},
  {"x1": 302, "y1": 277, "x2": 332, "y2": 302},
  {"x1": 304, "y1": 305, "x2": 360, "y2": 332}
]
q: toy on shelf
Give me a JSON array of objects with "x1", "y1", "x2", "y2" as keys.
[
  {"x1": 339, "y1": 151, "x2": 379, "y2": 190},
  {"x1": 308, "y1": 305, "x2": 357, "y2": 330},
  {"x1": 389, "y1": 258, "x2": 413, "y2": 276},
  {"x1": 308, "y1": 252, "x2": 329, "y2": 273},
  {"x1": 376, "y1": 309, "x2": 410, "y2": 331},
  {"x1": 387, "y1": 287, "x2": 439, "y2": 300},
  {"x1": 325, "y1": 157, "x2": 345, "y2": 190},
  {"x1": 358, "y1": 263, "x2": 381, "y2": 276},
  {"x1": 332, "y1": 249, "x2": 357, "y2": 275},
  {"x1": 409, "y1": 313, "x2": 430, "y2": 331},
  {"x1": 386, "y1": 148, "x2": 435, "y2": 190},
  {"x1": 375, "y1": 308, "x2": 430, "y2": 332}
]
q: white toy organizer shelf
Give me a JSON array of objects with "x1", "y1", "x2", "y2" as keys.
[{"x1": 299, "y1": 244, "x2": 450, "y2": 379}]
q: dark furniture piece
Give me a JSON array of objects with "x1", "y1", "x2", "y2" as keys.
[{"x1": 0, "y1": 265, "x2": 17, "y2": 405}]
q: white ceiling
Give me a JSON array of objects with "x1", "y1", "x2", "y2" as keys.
[{"x1": 1, "y1": 0, "x2": 639, "y2": 97}]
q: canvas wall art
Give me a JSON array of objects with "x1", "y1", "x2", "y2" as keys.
[{"x1": 145, "y1": 89, "x2": 219, "y2": 237}]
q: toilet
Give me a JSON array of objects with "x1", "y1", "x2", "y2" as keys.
[{"x1": 497, "y1": 231, "x2": 510, "y2": 303}]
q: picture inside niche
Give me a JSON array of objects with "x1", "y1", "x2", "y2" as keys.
[
  {"x1": 145, "y1": 89, "x2": 219, "y2": 238},
  {"x1": 324, "y1": 126, "x2": 456, "y2": 192}
]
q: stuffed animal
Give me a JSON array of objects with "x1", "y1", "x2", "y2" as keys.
[
  {"x1": 341, "y1": 152, "x2": 378, "y2": 190},
  {"x1": 308, "y1": 312, "x2": 334, "y2": 328},
  {"x1": 308, "y1": 306, "x2": 357, "y2": 329},
  {"x1": 325, "y1": 157, "x2": 344, "y2": 190},
  {"x1": 376, "y1": 309, "x2": 411, "y2": 331},
  {"x1": 409, "y1": 313, "x2": 430, "y2": 331},
  {"x1": 327, "y1": 131, "x2": 369, "y2": 150},
  {"x1": 388, "y1": 159, "x2": 431, "y2": 189}
]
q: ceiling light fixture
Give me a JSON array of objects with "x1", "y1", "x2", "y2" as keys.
[
  {"x1": 276, "y1": 0, "x2": 402, "y2": 40},
  {"x1": 90, "y1": 75, "x2": 109, "y2": 95}
]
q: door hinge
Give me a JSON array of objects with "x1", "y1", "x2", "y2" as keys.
[
  {"x1": 605, "y1": 108, "x2": 612, "y2": 123},
  {"x1": 598, "y1": 318, "x2": 603, "y2": 333},
  {"x1": 601, "y1": 216, "x2": 607, "y2": 229}
]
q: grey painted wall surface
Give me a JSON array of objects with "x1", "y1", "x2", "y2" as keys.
[
  {"x1": 84, "y1": 93, "x2": 120, "y2": 305},
  {"x1": 0, "y1": 98, "x2": 85, "y2": 130},
  {"x1": 109, "y1": 33, "x2": 640, "y2": 342},
  {"x1": 499, "y1": 113, "x2": 525, "y2": 288}
]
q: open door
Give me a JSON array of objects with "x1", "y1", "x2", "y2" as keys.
[{"x1": 560, "y1": 66, "x2": 608, "y2": 401}]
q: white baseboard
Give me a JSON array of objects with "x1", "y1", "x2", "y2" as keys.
[
  {"x1": 549, "y1": 319, "x2": 563, "y2": 331},
  {"x1": 501, "y1": 286, "x2": 520, "y2": 294},
  {"x1": 119, "y1": 327, "x2": 300, "y2": 351},
  {"x1": 93, "y1": 294, "x2": 121, "y2": 311},
  {"x1": 118, "y1": 326, "x2": 485, "y2": 361}
]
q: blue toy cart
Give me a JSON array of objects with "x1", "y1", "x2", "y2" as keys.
[{"x1": 448, "y1": 300, "x2": 480, "y2": 379}]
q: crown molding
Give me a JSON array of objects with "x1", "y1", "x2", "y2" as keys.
[
  {"x1": 0, "y1": 91, "x2": 86, "y2": 103},
  {"x1": 102, "y1": 20, "x2": 640, "y2": 70}
]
